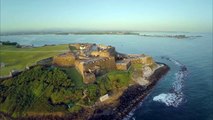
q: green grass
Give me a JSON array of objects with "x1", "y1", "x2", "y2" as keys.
[
  {"x1": 107, "y1": 70, "x2": 130, "y2": 82},
  {"x1": 68, "y1": 105, "x2": 82, "y2": 113},
  {"x1": 60, "y1": 67, "x2": 84, "y2": 88},
  {"x1": 96, "y1": 70, "x2": 131, "y2": 93},
  {"x1": 131, "y1": 63, "x2": 143, "y2": 69},
  {"x1": 129, "y1": 63, "x2": 144, "y2": 77},
  {"x1": 26, "y1": 96, "x2": 53, "y2": 113},
  {"x1": 28, "y1": 95, "x2": 68, "y2": 113},
  {"x1": 0, "y1": 44, "x2": 69, "y2": 76}
]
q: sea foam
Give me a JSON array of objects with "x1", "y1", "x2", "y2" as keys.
[{"x1": 153, "y1": 57, "x2": 188, "y2": 107}]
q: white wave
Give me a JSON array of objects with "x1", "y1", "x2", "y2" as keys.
[
  {"x1": 153, "y1": 93, "x2": 183, "y2": 107},
  {"x1": 153, "y1": 57, "x2": 188, "y2": 107},
  {"x1": 124, "y1": 57, "x2": 188, "y2": 120}
]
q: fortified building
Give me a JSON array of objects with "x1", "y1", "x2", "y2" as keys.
[{"x1": 53, "y1": 43, "x2": 154, "y2": 84}]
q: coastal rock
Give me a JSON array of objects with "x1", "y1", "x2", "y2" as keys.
[{"x1": 90, "y1": 63, "x2": 170, "y2": 120}]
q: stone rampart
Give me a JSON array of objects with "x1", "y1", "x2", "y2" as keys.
[
  {"x1": 130, "y1": 56, "x2": 155, "y2": 65},
  {"x1": 52, "y1": 52, "x2": 76, "y2": 67}
]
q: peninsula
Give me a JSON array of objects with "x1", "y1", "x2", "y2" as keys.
[{"x1": 0, "y1": 43, "x2": 169, "y2": 120}]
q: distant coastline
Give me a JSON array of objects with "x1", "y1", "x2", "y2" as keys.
[
  {"x1": 0, "y1": 31, "x2": 202, "y2": 39},
  {"x1": 0, "y1": 31, "x2": 139, "y2": 36},
  {"x1": 139, "y1": 34, "x2": 202, "y2": 39}
]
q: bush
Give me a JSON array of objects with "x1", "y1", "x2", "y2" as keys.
[
  {"x1": 0, "y1": 66, "x2": 73, "y2": 116},
  {"x1": 68, "y1": 105, "x2": 82, "y2": 113},
  {"x1": 0, "y1": 41, "x2": 18, "y2": 46},
  {"x1": 107, "y1": 71, "x2": 130, "y2": 89},
  {"x1": 87, "y1": 84, "x2": 99, "y2": 102}
]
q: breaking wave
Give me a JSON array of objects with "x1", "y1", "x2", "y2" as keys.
[
  {"x1": 124, "y1": 57, "x2": 188, "y2": 120},
  {"x1": 153, "y1": 56, "x2": 188, "y2": 107}
]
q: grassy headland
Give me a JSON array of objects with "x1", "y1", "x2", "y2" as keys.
[
  {"x1": 0, "y1": 42, "x2": 167, "y2": 120},
  {"x1": 0, "y1": 44, "x2": 69, "y2": 76}
]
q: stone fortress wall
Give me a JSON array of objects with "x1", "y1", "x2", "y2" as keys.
[
  {"x1": 52, "y1": 43, "x2": 156, "y2": 84},
  {"x1": 75, "y1": 57, "x2": 116, "y2": 83},
  {"x1": 128, "y1": 55, "x2": 155, "y2": 65},
  {"x1": 77, "y1": 57, "x2": 116, "y2": 73},
  {"x1": 52, "y1": 52, "x2": 76, "y2": 67},
  {"x1": 116, "y1": 60, "x2": 131, "y2": 70},
  {"x1": 72, "y1": 44, "x2": 117, "y2": 83}
]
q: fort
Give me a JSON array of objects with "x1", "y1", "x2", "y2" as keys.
[
  {"x1": 0, "y1": 42, "x2": 170, "y2": 120},
  {"x1": 53, "y1": 43, "x2": 156, "y2": 84}
]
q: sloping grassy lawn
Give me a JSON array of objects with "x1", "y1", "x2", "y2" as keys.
[
  {"x1": 0, "y1": 45, "x2": 69, "y2": 76},
  {"x1": 59, "y1": 67, "x2": 84, "y2": 88}
]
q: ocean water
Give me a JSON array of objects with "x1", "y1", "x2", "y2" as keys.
[{"x1": 0, "y1": 32, "x2": 212, "y2": 120}]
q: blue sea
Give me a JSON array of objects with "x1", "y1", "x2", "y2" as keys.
[{"x1": 0, "y1": 32, "x2": 212, "y2": 120}]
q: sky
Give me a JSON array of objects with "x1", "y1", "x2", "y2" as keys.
[{"x1": 0, "y1": 0, "x2": 212, "y2": 33}]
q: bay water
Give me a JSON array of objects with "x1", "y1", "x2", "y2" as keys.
[{"x1": 1, "y1": 32, "x2": 212, "y2": 120}]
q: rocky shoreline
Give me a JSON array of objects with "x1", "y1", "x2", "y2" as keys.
[{"x1": 89, "y1": 63, "x2": 170, "y2": 120}]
